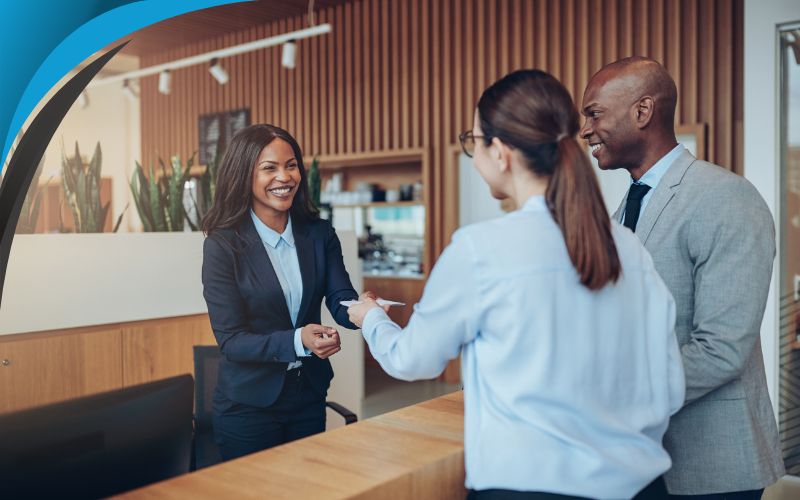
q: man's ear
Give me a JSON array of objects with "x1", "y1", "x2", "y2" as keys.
[
  {"x1": 633, "y1": 96, "x2": 655, "y2": 129},
  {"x1": 491, "y1": 137, "x2": 512, "y2": 172}
]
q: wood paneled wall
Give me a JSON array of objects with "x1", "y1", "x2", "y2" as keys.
[{"x1": 140, "y1": 0, "x2": 743, "y2": 257}]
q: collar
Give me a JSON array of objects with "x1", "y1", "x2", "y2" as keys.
[
  {"x1": 520, "y1": 195, "x2": 547, "y2": 212},
  {"x1": 249, "y1": 210, "x2": 295, "y2": 249},
  {"x1": 632, "y1": 144, "x2": 685, "y2": 189}
]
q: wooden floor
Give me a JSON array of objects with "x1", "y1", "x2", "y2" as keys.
[{"x1": 119, "y1": 391, "x2": 466, "y2": 499}]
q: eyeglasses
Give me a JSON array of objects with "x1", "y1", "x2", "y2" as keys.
[{"x1": 458, "y1": 130, "x2": 488, "y2": 158}]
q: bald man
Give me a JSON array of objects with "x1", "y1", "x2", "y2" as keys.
[{"x1": 580, "y1": 57, "x2": 783, "y2": 499}]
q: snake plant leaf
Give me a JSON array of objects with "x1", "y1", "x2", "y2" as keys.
[
  {"x1": 185, "y1": 186, "x2": 200, "y2": 232},
  {"x1": 90, "y1": 142, "x2": 102, "y2": 175},
  {"x1": 88, "y1": 142, "x2": 102, "y2": 231},
  {"x1": 167, "y1": 155, "x2": 183, "y2": 231},
  {"x1": 129, "y1": 161, "x2": 155, "y2": 232},
  {"x1": 75, "y1": 169, "x2": 86, "y2": 232},
  {"x1": 129, "y1": 173, "x2": 148, "y2": 232},
  {"x1": 129, "y1": 152, "x2": 199, "y2": 232},
  {"x1": 85, "y1": 168, "x2": 98, "y2": 232},
  {"x1": 135, "y1": 162, "x2": 152, "y2": 217},
  {"x1": 71, "y1": 141, "x2": 81, "y2": 187},
  {"x1": 148, "y1": 164, "x2": 168, "y2": 232},
  {"x1": 61, "y1": 145, "x2": 75, "y2": 194},
  {"x1": 23, "y1": 189, "x2": 43, "y2": 233},
  {"x1": 61, "y1": 147, "x2": 81, "y2": 233},
  {"x1": 113, "y1": 202, "x2": 129, "y2": 233},
  {"x1": 183, "y1": 152, "x2": 195, "y2": 181},
  {"x1": 59, "y1": 141, "x2": 111, "y2": 233}
]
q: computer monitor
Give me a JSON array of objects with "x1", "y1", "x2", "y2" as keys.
[{"x1": 0, "y1": 374, "x2": 194, "y2": 498}]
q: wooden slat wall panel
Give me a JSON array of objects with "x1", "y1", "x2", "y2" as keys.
[
  {"x1": 140, "y1": 0, "x2": 745, "y2": 257},
  {"x1": 117, "y1": 1, "x2": 350, "y2": 56}
]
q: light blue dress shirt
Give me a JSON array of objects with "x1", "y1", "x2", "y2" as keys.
[
  {"x1": 361, "y1": 196, "x2": 685, "y2": 498},
  {"x1": 622, "y1": 144, "x2": 684, "y2": 224},
  {"x1": 250, "y1": 210, "x2": 309, "y2": 370}
]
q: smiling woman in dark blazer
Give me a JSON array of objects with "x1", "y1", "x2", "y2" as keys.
[{"x1": 201, "y1": 124, "x2": 361, "y2": 460}]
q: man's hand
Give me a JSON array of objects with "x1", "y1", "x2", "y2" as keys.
[{"x1": 300, "y1": 324, "x2": 341, "y2": 359}]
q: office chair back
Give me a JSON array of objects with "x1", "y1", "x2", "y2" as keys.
[
  {"x1": 190, "y1": 344, "x2": 358, "y2": 470},
  {"x1": 194, "y1": 345, "x2": 220, "y2": 429},
  {"x1": 192, "y1": 345, "x2": 224, "y2": 470}
]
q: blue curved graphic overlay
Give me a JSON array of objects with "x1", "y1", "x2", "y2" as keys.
[{"x1": 0, "y1": 0, "x2": 244, "y2": 177}]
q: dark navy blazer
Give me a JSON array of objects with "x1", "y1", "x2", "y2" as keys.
[{"x1": 202, "y1": 216, "x2": 358, "y2": 408}]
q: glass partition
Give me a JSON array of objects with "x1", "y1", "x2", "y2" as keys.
[{"x1": 778, "y1": 22, "x2": 800, "y2": 476}]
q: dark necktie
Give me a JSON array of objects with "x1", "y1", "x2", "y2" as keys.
[{"x1": 623, "y1": 183, "x2": 651, "y2": 232}]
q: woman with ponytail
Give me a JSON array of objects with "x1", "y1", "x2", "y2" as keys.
[{"x1": 347, "y1": 70, "x2": 684, "y2": 499}]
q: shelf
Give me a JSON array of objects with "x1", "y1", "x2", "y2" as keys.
[
  {"x1": 331, "y1": 201, "x2": 423, "y2": 209},
  {"x1": 317, "y1": 148, "x2": 425, "y2": 169}
]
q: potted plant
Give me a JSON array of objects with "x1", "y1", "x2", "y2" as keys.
[
  {"x1": 61, "y1": 141, "x2": 125, "y2": 233},
  {"x1": 129, "y1": 153, "x2": 196, "y2": 232}
]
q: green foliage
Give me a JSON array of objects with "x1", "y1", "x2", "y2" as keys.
[
  {"x1": 129, "y1": 153, "x2": 196, "y2": 232},
  {"x1": 194, "y1": 141, "x2": 223, "y2": 226},
  {"x1": 308, "y1": 155, "x2": 321, "y2": 208},
  {"x1": 60, "y1": 141, "x2": 121, "y2": 233}
]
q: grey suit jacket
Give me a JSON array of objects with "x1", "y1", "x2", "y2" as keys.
[{"x1": 613, "y1": 149, "x2": 784, "y2": 494}]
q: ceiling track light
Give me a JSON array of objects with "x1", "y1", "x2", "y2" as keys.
[
  {"x1": 281, "y1": 40, "x2": 297, "y2": 69},
  {"x1": 122, "y1": 79, "x2": 139, "y2": 101},
  {"x1": 158, "y1": 70, "x2": 171, "y2": 95},
  {"x1": 209, "y1": 57, "x2": 229, "y2": 84},
  {"x1": 86, "y1": 24, "x2": 332, "y2": 89}
]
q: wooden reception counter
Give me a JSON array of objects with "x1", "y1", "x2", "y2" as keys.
[{"x1": 119, "y1": 391, "x2": 466, "y2": 499}]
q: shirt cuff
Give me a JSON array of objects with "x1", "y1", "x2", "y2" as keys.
[
  {"x1": 294, "y1": 328, "x2": 311, "y2": 358},
  {"x1": 362, "y1": 307, "x2": 391, "y2": 336}
]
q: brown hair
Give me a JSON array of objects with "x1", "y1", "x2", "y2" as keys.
[
  {"x1": 477, "y1": 69, "x2": 620, "y2": 290},
  {"x1": 201, "y1": 124, "x2": 318, "y2": 235}
]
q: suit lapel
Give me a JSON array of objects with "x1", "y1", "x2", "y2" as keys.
[
  {"x1": 240, "y1": 217, "x2": 292, "y2": 323},
  {"x1": 293, "y1": 223, "x2": 316, "y2": 328},
  {"x1": 635, "y1": 149, "x2": 696, "y2": 245}
]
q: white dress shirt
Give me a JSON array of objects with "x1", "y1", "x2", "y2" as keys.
[
  {"x1": 622, "y1": 144, "x2": 684, "y2": 224},
  {"x1": 361, "y1": 195, "x2": 685, "y2": 498}
]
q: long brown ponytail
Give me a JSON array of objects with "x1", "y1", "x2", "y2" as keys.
[{"x1": 477, "y1": 69, "x2": 620, "y2": 290}]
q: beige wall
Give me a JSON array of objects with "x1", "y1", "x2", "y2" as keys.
[{"x1": 21, "y1": 53, "x2": 141, "y2": 232}]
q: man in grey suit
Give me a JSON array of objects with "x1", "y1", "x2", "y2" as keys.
[{"x1": 579, "y1": 57, "x2": 784, "y2": 498}]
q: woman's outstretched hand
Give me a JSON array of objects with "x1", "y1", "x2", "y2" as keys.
[{"x1": 348, "y1": 291, "x2": 392, "y2": 328}]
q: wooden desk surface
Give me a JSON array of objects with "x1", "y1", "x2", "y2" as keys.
[{"x1": 120, "y1": 391, "x2": 466, "y2": 499}]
